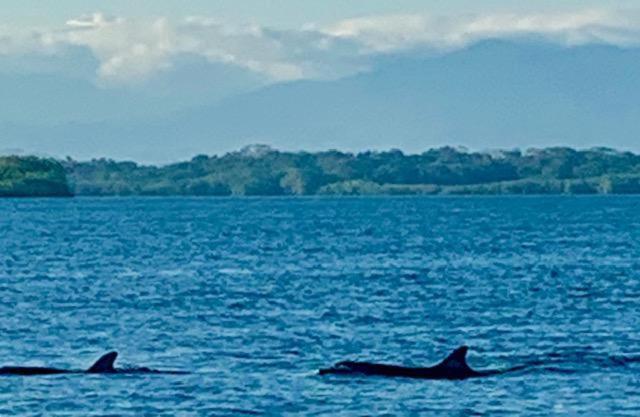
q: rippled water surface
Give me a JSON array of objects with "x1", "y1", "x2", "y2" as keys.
[{"x1": 1, "y1": 197, "x2": 640, "y2": 416}]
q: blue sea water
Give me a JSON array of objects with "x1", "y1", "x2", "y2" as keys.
[{"x1": 1, "y1": 196, "x2": 640, "y2": 416}]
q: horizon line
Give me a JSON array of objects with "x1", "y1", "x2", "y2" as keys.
[{"x1": 2, "y1": 144, "x2": 634, "y2": 167}]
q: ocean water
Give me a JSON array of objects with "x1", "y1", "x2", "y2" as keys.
[{"x1": 1, "y1": 196, "x2": 640, "y2": 416}]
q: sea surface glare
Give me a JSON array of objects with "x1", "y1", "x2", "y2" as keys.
[{"x1": 1, "y1": 197, "x2": 640, "y2": 416}]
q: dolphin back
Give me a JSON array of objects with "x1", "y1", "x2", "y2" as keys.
[
  {"x1": 319, "y1": 345, "x2": 492, "y2": 379},
  {"x1": 435, "y1": 346, "x2": 472, "y2": 371},
  {"x1": 87, "y1": 351, "x2": 118, "y2": 373}
]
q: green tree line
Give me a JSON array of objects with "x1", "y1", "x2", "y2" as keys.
[
  {"x1": 0, "y1": 156, "x2": 72, "y2": 197},
  {"x1": 4, "y1": 146, "x2": 640, "y2": 197},
  {"x1": 64, "y1": 145, "x2": 640, "y2": 196}
]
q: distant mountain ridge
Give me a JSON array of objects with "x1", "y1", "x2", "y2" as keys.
[{"x1": 3, "y1": 40, "x2": 640, "y2": 162}]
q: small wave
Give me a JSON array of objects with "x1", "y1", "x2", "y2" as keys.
[
  {"x1": 209, "y1": 407, "x2": 263, "y2": 415},
  {"x1": 219, "y1": 268, "x2": 252, "y2": 275},
  {"x1": 498, "y1": 351, "x2": 640, "y2": 376}
]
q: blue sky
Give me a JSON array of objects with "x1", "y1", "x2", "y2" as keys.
[{"x1": 6, "y1": 0, "x2": 638, "y2": 28}]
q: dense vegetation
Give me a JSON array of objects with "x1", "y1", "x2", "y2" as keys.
[
  {"x1": 4, "y1": 147, "x2": 640, "y2": 197},
  {"x1": 64, "y1": 145, "x2": 640, "y2": 196},
  {"x1": 0, "y1": 156, "x2": 72, "y2": 197}
]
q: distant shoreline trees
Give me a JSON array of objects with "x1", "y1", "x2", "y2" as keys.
[
  {"x1": 4, "y1": 146, "x2": 640, "y2": 197},
  {"x1": 0, "y1": 156, "x2": 72, "y2": 197}
]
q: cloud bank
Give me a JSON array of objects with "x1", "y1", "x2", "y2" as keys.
[
  {"x1": 1, "y1": 9, "x2": 640, "y2": 85},
  {"x1": 324, "y1": 9, "x2": 640, "y2": 52}
]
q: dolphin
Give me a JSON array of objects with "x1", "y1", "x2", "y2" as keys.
[
  {"x1": 0, "y1": 351, "x2": 187, "y2": 376},
  {"x1": 319, "y1": 346, "x2": 502, "y2": 380}
]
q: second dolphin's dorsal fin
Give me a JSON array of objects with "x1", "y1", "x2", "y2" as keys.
[
  {"x1": 437, "y1": 346, "x2": 471, "y2": 370},
  {"x1": 87, "y1": 351, "x2": 118, "y2": 373}
]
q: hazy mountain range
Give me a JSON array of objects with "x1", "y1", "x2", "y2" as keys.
[{"x1": 3, "y1": 39, "x2": 640, "y2": 163}]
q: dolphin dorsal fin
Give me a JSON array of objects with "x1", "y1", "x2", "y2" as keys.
[
  {"x1": 87, "y1": 351, "x2": 118, "y2": 373},
  {"x1": 438, "y1": 346, "x2": 470, "y2": 370}
]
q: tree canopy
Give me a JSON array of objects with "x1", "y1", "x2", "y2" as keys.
[
  {"x1": 0, "y1": 156, "x2": 71, "y2": 197},
  {"x1": 63, "y1": 146, "x2": 640, "y2": 196},
  {"x1": 4, "y1": 147, "x2": 640, "y2": 197}
]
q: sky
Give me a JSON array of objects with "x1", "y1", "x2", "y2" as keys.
[
  {"x1": 6, "y1": 0, "x2": 639, "y2": 28},
  {"x1": 2, "y1": 1, "x2": 640, "y2": 161},
  {"x1": 3, "y1": 1, "x2": 638, "y2": 86}
]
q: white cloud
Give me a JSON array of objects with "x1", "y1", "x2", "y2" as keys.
[
  {"x1": 25, "y1": 13, "x2": 361, "y2": 84},
  {"x1": 0, "y1": 26, "x2": 53, "y2": 55},
  {"x1": 65, "y1": 13, "x2": 112, "y2": 29},
  {"x1": 49, "y1": 14, "x2": 177, "y2": 82},
  {"x1": 323, "y1": 9, "x2": 640, "y2": 52},
  {"x1": 2, "y1": 9, "x2": 640, "y2": 84}
]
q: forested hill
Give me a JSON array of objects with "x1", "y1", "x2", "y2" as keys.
[
  {"x1": 64, "y1": 146, "x2": 640, "y2": 196},
  {"x1": 0, "y1": 156, "x2": 72, "y2": 197}
]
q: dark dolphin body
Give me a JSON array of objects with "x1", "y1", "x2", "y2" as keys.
[
  {"x1": 0, "y1": 351, "x2": 187, "y2": 376},
  {"x1": 319, "y1": 346, "x2": 503, "y2": 380}
]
